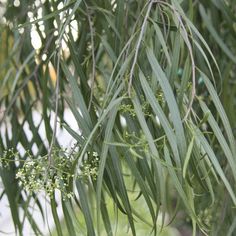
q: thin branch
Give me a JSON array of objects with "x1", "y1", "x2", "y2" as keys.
[
  {"x1": 47, "y1": 1, "x2": 68, "y2": 165},
  {"x1": 128, "y1": 0, "x2": 153, "y2": 96},
  {"x1": 125, "y1": 2, "x2": 149, "y2": 60},
  {"x1": 85, "y1": 3, "x2": 96, "y2": 111},
  {"x1": 48, "y1": 50, "x2": 60, "y2": 166},
  {"x1": 174, "y1": 13, "x2": 195, "y2": 121}
]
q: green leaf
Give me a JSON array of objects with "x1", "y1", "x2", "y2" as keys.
[
  {"x1": 199, "y1": 4, "x2": 236, "y2": 64},
  {"x1": 183, "y1": 137, "x2": 195, "y2": 179},
  {"x1": 146, "y1": 48, "x2": 187, "y2": 159},
  {"x1": 76, "y1": 180, "x2": 96, "y2": 236}
]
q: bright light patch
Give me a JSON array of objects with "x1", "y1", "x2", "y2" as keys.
[
  {"x1": 31, "y1": 30, "x2": 42, "y2": 50},
  {"x1": 19, "y1": 27, "x2": 24, "y2": 34},
  {"x1": 1, "y1": 17, "x2": 6, "y2": 24},
  {"x1": 42, "y1": 54, "x2": 47, "y2": 61},
  {"x1": 39, "y1": 24, "x2": 45, "y2": 32},
  {"x1": 53, "y1": 19, "x2": 58, "y2": 28},
  {"x1": 65, "y1": 25, "x2": 70, "y2": 34},
  {"x1": 57, "y1": 1, "x2": 65, "y2": 21},
  {"x1": 61, "y1": 39, "x2": 68, "y2": 51},
  {"x1": 35, "y1": 0, "x2": 41, "y2": 7},
  {"x1": 37, "y1": 7, "x2": 43, "y2": 24},
  {"x1": 120, "y1": 115, "x2": 127, "y2": 128},
  {"x1": 155, "y1": 115, "x2": 160, "y2": 126},
  {"x1": 27, "y1": 11, "x2": 34, "y2": 18},
  {"x1": 111, "y1": 0, "x2": 117, "y2": 11},
  {"x1": 71, "y1": 19, "x2": 78, "y2": 41},
  {"x1": 13, "y1": 0, "x2": 20, "y2": 7},
  {"x1": 57, "y1": 2, "x2": 64, "y2": 10}
]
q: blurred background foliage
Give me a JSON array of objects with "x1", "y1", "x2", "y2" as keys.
[{"x1": 0, "y1": 0, "x2": 236, "y2": 235}]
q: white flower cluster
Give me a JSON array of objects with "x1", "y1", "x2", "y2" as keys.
[
  {"x1": 79, "y1": 151, "x2": 99, "y2": 181},
  {"x1": 15, "y1": 149, "x2": 74, "y2": 200},
  {"x1": 1, "y1": 148, "x2": 100, "y2": 199},
  {"x1": 0, "y1": 148, "x2": 18, "y2": 168}
]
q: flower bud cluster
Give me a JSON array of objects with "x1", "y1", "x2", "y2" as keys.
[
  {"x1": 16, "y1": 148, "x2": 74, "y2": 199},
  {"x1": 1, "y1": 148, "x2": 100, "y2": 199}
]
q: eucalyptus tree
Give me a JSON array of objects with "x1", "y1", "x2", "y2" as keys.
[{"x1": 0, "y1": 0, "x2": 236, "y2": 235}]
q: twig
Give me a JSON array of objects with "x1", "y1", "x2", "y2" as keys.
[
  {"x1": 47, "y1": 0, "x2": 68, "y2": 165},
  {"x1": 173, "y1": 12, "x2": 195, "y2": 121},
  {"x1": 128, "y1": 0, "x2": 153, "y2": 96},
  {"x1": 124, "y1": 2, "x2": 149, "y2": 60},
  {"x1": 85, "y1": 3, "x2": 96, "y2": 111},
  {"x1": 48, "y1": 50, "x2": 60, "y2": 166}
]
